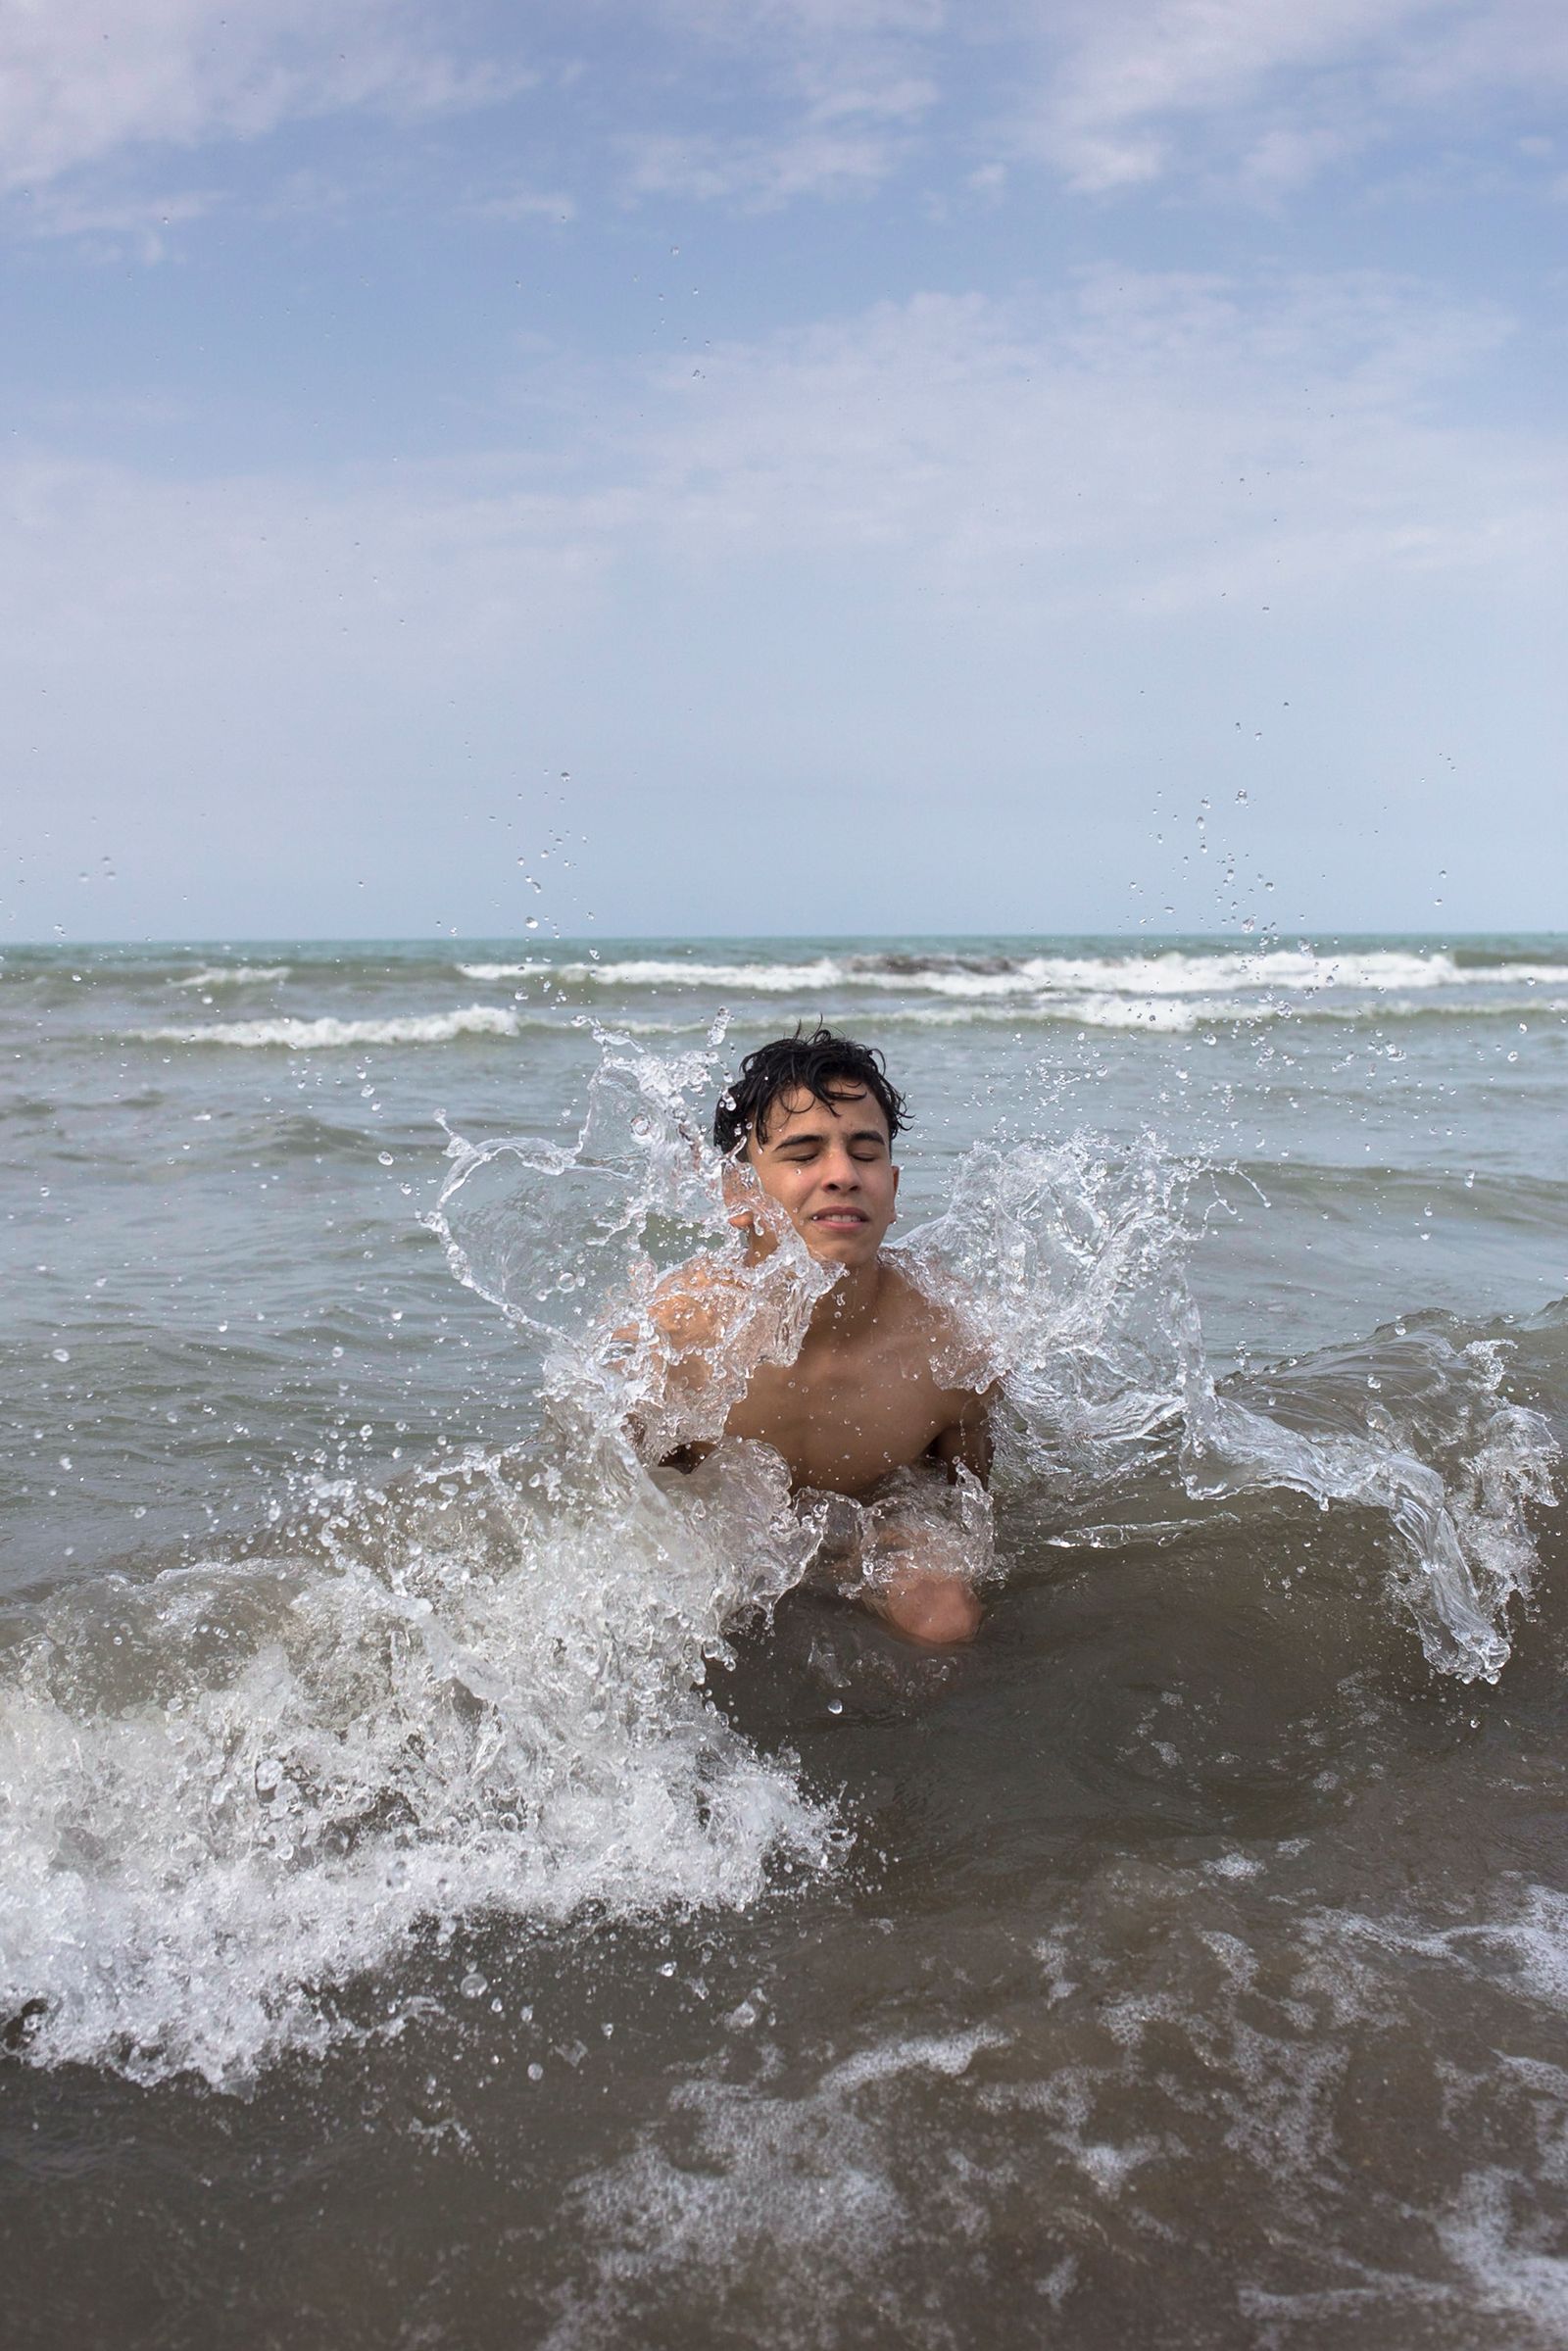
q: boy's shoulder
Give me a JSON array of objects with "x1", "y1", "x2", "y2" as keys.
[
  {"x1": 880, "y1": 1254, "x2": 996, "y2": 1401},
  {"x1": 879, "y1": 1253, "x2": 960, "y2": 1336}
]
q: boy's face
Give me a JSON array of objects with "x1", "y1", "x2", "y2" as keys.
[{"x1": 735, "y1": 1083, "x2": 899, "y2": 1269}]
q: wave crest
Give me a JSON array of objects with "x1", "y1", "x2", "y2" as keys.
[
  {"x1": 172, "y1": 965, "x2": 291, "y2": 989},
  {"x1": 469, "y1": 945, "x2": 1565, "y2": 1000},
  {"x1": 141, "y1": 1005, "x2": 522, "y2": 1050}
]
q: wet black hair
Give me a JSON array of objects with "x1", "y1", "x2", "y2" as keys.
[{"x1": 712, "y1": 1026, "x2": 908, "y2": 1156}]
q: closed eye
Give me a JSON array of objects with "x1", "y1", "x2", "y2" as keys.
[{"x1": 769, "y1": 1127, "x2": 889, "y2": 1164}]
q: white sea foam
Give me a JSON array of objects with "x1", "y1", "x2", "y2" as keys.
[
  {"x1": 136, "y1": 991, "x2": 1267, "y2": 1047},
  {"x1": 548, "y1": 2029, "x2": 1006, "y2": 2348},
  {"x1": 142, "y1": 1005, "x2": 522, "y2": 1049},
  {"x1": 501, "y1": 947, "x2": 1566, "y2": 1004},
  {"x1": 498, "y1": 985, "x2": 1567, "y2": 1039},
  {"x1": 172, "y1": 965, "x2": 290, "y2": 989},
  {"x1": 821, "y1": 2027, "x2": 1006, "y2": 2094},
  {"x1": 458, "y1": 968, "x2": 1249, "y2": 1031},
  {"x1": 531, "y1": 956, "x2": 856, "y2": 993},
  {"x1": 1324, "y1": 1884, "x2": 1568, "y2": 2012},
  {"x1": 892, "y1": 993, "x2": 1268, "y2": 1033},
  {"x1": 1440, "y1": 2167, "x2": 1568, "y2": 2332}
]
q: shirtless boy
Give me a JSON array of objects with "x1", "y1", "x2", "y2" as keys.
[{"x1": 635, "y1": 1028, "x2": 993, "y2": 1647}]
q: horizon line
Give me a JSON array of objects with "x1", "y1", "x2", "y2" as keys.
[{"x1": 5, "y1": 925, "x2": 1565, "y2": 954}]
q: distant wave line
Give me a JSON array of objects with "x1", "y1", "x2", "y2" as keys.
[
  {"x1": 172, "y1": 966, "x2": 291, "y2": 989},
  {"x1": 879, "y1": 993, "x2": 1568, "y2": 1033},
  {"x1": 460, "y1": 950, "x2": 1568, "y2": 1001},
  {"x1": 128, "y1": 993, "x2": 1567, "y2": 1050},
  {"x1": 140, "y1": 1006, "x2": 526, "y2": 1050}
]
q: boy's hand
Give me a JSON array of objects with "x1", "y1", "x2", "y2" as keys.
[
  {"x1": 720, "y1": 1157, "x2": 785, "y2": 1253},
  {"x1": 862, "y1": 1561, "x2": 982, "y2": 1647},
  {"x1": 857, "y1": 1504, "x2": 983, "y2": 1647}
]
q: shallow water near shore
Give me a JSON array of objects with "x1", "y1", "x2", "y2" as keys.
[{"x1": 3, "y1": 933, "x2": 1567, "y2": 2348}]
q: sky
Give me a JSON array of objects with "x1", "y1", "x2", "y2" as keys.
[{"x1": 2, "y1": 0, "x2": 1565, "y2": 945}]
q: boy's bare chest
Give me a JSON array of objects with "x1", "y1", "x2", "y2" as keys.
[{"x1": 721, "y1": 1349, "x2": 952, "y2": 1495}]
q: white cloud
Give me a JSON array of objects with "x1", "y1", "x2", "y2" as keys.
[
  {"x1": 620, "y1": 0, "x2": 943, "y2": 203},
  {"x1": 662, "y1": 0, "x2": 944, "y2": 61},
  {"x1": 4, "y1": 0, "x2": 1565, "y2": 230},
  {"x1": 0, "y1": 0, "x2": 945, "y2": 228},
  {"x1": 1006, "y1": 0, "x2": 1568, "y2": 194},
  {"x1": 1387, "y1": 0, "x2": 1568, "y2": 105},
  {"x1": 1, "y1": 268, "x2": 1555, "y2": 678},
  {"x1": 18, "y1": 182, "x2": 217, "y2": 261},
  {"x1": 631, "y1": 0, "x2": 1568, "y2": 208},
  {"x1": 3, "y1": 265, "x2": 1562, "y2": 935},
  {"x1": 623, "y1": 124, "x2": 903, "y2": 204},
  {"x1": 1016, "y1": 0, "x2": 1403, "y2": 189},
  {"x1": 0, "y1": 0, "x2": 520, "y2": 195},
  {"x1": 463, "y1": 185, "x2": 578, "y2": 224},
  {"x1": 620, "y1": 270, "x2": 1559, "y2": 616},
  {"x1": 0, "y1": 451, "x2": 617, "y2": 683}
]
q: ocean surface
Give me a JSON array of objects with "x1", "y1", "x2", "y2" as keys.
[{"x1": 2, "y1": 932, "x2": 1566, "y2": 2348}]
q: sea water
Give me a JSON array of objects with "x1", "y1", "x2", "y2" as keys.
[{"x1": 2, "y1": 935, "x2": 1565, "y2": 2348}]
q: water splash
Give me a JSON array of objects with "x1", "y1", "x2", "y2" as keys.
[
  {"x1": 0, "y1": 1038, "x2": 1553, "y2": 2086},
  {"x1": 899, "y1": 1132, "x2": 1553, "y2": 1681},
  {"x1": 0, "y1": 1030, "x2": 852, "y2": 2086},
  {"x1": 0, "y1": 1430, "x2": 835, "y2": 2088}
]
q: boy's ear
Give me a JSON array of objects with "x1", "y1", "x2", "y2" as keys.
[{"x1": 891, "y1": 1163, "x2": 900, "y2": 1220}]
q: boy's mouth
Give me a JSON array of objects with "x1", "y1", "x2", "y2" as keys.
[{"x1": 809, "y1": 1209, "x2": 868, "y2": 1229}]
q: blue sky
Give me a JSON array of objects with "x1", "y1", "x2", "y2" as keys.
[{"x1": 3, "y1": 0, "x2": 1564, "y2": 943}]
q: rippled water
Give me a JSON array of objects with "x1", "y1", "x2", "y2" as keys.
[{"x1": 2, "y1": 934, "x2": 1565, "y2": 2348}]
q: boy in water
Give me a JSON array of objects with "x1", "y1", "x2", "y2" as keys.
[{"x1": 633, "y1": 1028, "x2": 993, "y2": 1647}]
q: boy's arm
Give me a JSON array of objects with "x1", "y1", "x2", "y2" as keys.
[
  {"x1": 607, "y1": 1262, "x2": 732, "y2": 1461},
  {"x1": 859, "y1": 1385, "x2": 998, "y2": 1648},
  {"x1": 929, "y1": 1383, "x2": 997, "y2": 1487}
]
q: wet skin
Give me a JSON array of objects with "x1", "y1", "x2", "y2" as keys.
[{"x1": 646, "y1": 1085, "x2": 992, "y2": 1647}]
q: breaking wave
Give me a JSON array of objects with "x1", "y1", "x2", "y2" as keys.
[
  {"x1": 462, "y1": 945, "x2": 1568, "y2": 1004},
  {"x1": 141, "y1": 1005, "x2": 524, "y2": 1050},
  {"x1": 0, "y1": 1434, "x2": 835, "y2": 2088},
  {"x1": 172, "y1": 965, "x2": 291, "y2": 989},
  {"x1": 131, "y1": 991, "x2": 1568, "y2": 1049}
]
